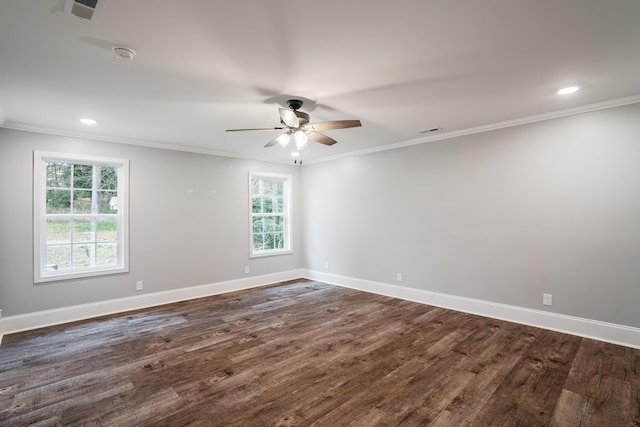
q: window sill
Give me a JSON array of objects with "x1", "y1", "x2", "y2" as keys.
[
  {"x1": 35, "y1": 265, "x2": 129, "y2": 283},
  {"x1": 249, "y1": 249, "x2": 293, "y2": 259}
]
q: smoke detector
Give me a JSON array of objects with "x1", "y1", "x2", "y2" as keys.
[
  {"x1": 112, "y1": 47, "x2": 136, "y2": 60},
  {"x1": 64, "y1": 0, "x2": 105, "y2": 22}
]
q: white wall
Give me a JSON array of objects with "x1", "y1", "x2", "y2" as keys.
[
  {"x1": 0, "y1": 128, "x2": 301, "y2": 317},
  {"x1": 301, "y1": 103, "x2": 640, "y2": 329}
]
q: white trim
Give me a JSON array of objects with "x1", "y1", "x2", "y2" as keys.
[
  {"x1": 303, "y1": 94, "x2": 640, "y2": 165},
  {"x1": 3, "y1": 122, "x2": 293, "y2": 164},
  {"x1": 3, "y1": 269, "x2": 638, "y2": 350},
  {"x1": 4, "y1": 95, "x2": 639, "y2": 167},
  {"x1": 248, "y1": 171, "x2": 292, "y2": 258},
  {"x1": 0, "y1": 269, "x2": 303, "y2": 339},
  {"x1": 303, "y1": 270, "x2": 640, "y2": 350},
  {"x1": 33, "y1": 151, "x2": 130, "y2": 283}
]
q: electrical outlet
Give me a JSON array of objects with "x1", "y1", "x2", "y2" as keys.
[
  {"x1": 397, "y1": 272, "x2": 403, "y2": 282},
  {"x1": 244, "y1": 266, "x2": 250, "y2": 274},
  {"x1": 543, "y1": 293, "x2": 552, "y2": 306},
  {"x1": 136, "y1": 281, "x2": 143, "y2": 291},
  {"x1": 324, "y1": 261, "x2": 329, "y2": 270}
]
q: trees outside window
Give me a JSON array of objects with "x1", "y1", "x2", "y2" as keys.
[
  {"x1": 34, "y1": 151, "x2": 129, "y2": 282},
  {"x1": 249, "y1": 172, "x2": 291, "y2": 257}
]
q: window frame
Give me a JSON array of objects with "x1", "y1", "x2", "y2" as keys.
[
  {"x1": 33, "y1": 151, "x2": 129, "y2": 283},
  {"x1": 249, "y1": 171, "x2": 292, "y2": 258}
]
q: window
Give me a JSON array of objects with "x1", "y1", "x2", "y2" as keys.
[
  {"x1": 249, "y1": 172, "x2": 291, "y2": 257},
  {"x1": 33, "y1": 151, "x2": 129, "y2": 282}
]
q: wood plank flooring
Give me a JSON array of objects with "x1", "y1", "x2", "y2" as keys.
[{"x1": 1, "y1": 279, "x2": 638, "y2": 426}]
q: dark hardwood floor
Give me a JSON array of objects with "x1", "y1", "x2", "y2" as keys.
[{"x1": 1, "y1": 279, "x2": 638, "y2": 426}]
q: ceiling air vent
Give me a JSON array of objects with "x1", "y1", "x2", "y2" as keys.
[{"x1": 64, "y1": 0, "x2": 105, "y2": 22}]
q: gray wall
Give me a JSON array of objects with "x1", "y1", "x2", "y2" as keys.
[
  {"x1": 2, "y1": 103, "x2": 639, "y2": 329},
  {"x1": 0, "y1": 128, "x2": 301, "y2": 317},
  {"x1": 301, "y1": 103, "x2": 640, "y2": 328}
]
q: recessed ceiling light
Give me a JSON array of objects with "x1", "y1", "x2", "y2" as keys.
[
  {"x1": 80, "y1": 118, "x2": 97, "y2": 125},
  {"x1": 558, "y1": 86, "x2": 580, "y2": 95},
  {"x1": 291, "y1": 152, "x2": 300, "y2": 157}
]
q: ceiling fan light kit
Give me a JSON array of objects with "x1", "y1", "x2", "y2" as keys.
[
  {"x1": 294, "y1": 130, "x2": 308, "y2": 150},
  {"x1": 276, "y1": 133, "x2": 291, "y2": 148},
  {"x1": 226, "y1": 99, "x2": 362, "y2": 155}
]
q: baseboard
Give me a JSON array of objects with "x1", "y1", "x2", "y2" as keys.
[
  {"x1": 303, "y1": 270, "x2": 640, "y2": 349},
  {"x1": 0, "y1": 269, "x2": 304, "y2": 339},
  {"x1": 3, "y1": 269, "x2": 638, "y2": 350}
]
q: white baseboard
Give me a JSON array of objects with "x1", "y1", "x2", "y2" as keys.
[
  {"x1": 3, "y1": 269, "x2": 638, "y2": 350},
  {"x1": 303, "y1": 270, "x2": 640, "y2": 350},
  {"x1": 0, "y1": 269, "x2": 303, "y2": 339}
]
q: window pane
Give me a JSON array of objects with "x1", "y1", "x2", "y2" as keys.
[
  {"x1": 275, "y1": 232, "x2": 284, "y2": 249},
  {"x1": 36, "y1": 152, "x2": 129, "y2": 282},
  {"x1": 261, "y1": 179, "x2": 271, "y2": 196},
  {"x1": 73, "y1": 244, "x2": 95, "y2": 268},
  {"x1": 97, "y1": 219, "x2": 117, "y2": 242},
  {"x1": 273, "y1": 181, "x2": 283, "y2": 196},
  {"x1": 275, "y1": 216, "x2": 284, "y2": 232},
  {"x1": 73, "y1": 190, "x2": 92, "y2": 213},
  {"x1": 264, "y1": 217, "x2": 275, "y2": 232},
  {"x1": 98, "y1": 191, "x2": 117, "y2": 213},
  {"x1": 252, "y1": 179, "x2": 261, "y2": 196},
  {"x1": 273, "y1": 196, "x2": 283, "y2": 213},
  {"x1": 97, "y1": 243, "x2": 118, "y2": 266},
  {"x1": 47, "y1": 163, "x2": 71, "y2": 188},
  {"x1": 73, "y1": 164, "x2": 93, "y2": 189},
  {"x1": 253, "y1": 233, "x2": 264, "y2": 251},
  {"x1": 47, "y1": 219, "x2": 71, "y2": 244},
  {"x1": 263, "y1": 197, "x2": 273, "y2": 213},
  {"x1": 249, "y1": 173, "x2": 290, "y2": 256},
  {"x1": 46, "y1": 245, "x2": 71, "y2": 271},
  {"x1": 100, "y1": 167, "x2": 118, "y2": 190},
  {"x1": 264, "y1": 233, "x2": 275, "y2": 250},
  {"x1": 73, "y1": 219, "x2": 95, "y2": 243},
  {"x1": 46, "y1": 189, "x2": 71, "y2": 213},
  {"x1": 252, "y1": 197, "x2": 262, "y2": 213}
]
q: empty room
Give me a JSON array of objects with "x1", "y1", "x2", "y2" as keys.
[{"x1": 1, "y1": 1, "x2": 639, "y2": 425}]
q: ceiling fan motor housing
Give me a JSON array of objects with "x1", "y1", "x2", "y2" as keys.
[
  {"x1": 287, "y1": 99, "x2": 304, "y2": 110},
  {"x1": 226, "y1": 97, "x2": 361, "y2": 149}
]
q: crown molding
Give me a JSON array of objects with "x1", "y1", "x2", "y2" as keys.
[
  {"x1": 0, "y1": 122, "x2": 293, "y2": 165},
  {"x1": 3, "y1": 94, "x2": 640, "y2": 166},
  {"x1": 303, "y1": 94, "x2": 640, "y2": 165}
]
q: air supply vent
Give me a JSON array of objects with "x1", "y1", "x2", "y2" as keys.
[{"x1": 64, "y1": 0, "x2": 105, "y2": 22}]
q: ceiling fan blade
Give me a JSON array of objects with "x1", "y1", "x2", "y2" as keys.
[
  {"x1": 279, "y1": 108, "x2": 300, "y2": 128},
  {"x1": 306, "y1": 120, "x2": 362, "y2": 132},
  {"x1": 264, "y1": 137, "x2": 280, "y2": 147},
  {"x1": 308, "y1": 131, "x2": 337, "y2": 146},
  {"x1": 226, "y1": 127, "x2": 284, "y2": 132}
]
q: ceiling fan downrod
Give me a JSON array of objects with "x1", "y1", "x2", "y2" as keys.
[{"x1": 287, "y1": 99, "x2": 303, "y2": 111}]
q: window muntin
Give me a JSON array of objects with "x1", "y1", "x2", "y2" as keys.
[
  {"x1": 249, "y1": 172, "x2": 291, "y2": 257},
  {"x1": 34, "y1": 151, "x2": 129, "y2": 282}
]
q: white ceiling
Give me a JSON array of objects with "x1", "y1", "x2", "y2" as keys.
[{"x1": 1, "y1": 0, "x2": 640, "y2": 164}]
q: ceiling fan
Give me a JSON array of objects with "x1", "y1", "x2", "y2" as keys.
[{"x1": 226, "y1": 99, "x2": 362, "y2": 150}]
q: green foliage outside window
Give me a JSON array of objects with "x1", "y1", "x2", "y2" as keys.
[
  {"x1": 46, "y1": 163, "x2": 118, "y2": 214},
  {"x1": 44, "y1": 161, "x2": 119, "y2": 270},
  {"x1": 251, "y1": 175, "x2": 288, "y2": 254}
]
